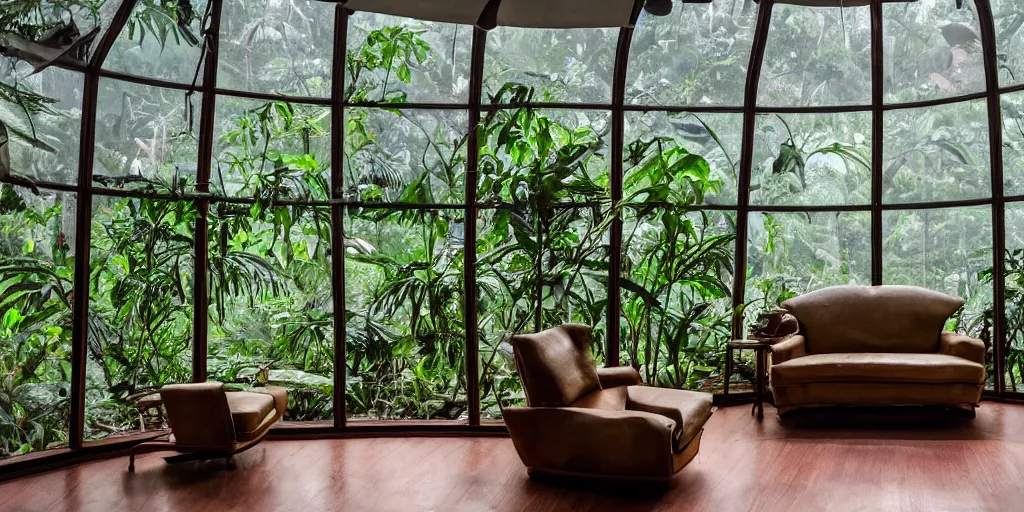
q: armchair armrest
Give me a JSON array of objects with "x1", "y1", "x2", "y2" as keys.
[
  {"x1": 502, "y1": 406, "x2": 676, "y2": 478},
  {"x1": 597, "y1": 366, "x2": 642, "y2": 388},
  {"x1": 939, "y1": 331, "x2": 986, "y2": 365},
  {"x1": 771, "y1": 335, "x2": 807, "y2": 365},
  {"x1": 250, "y1": 385, "x2": 288, "y2": 416}
]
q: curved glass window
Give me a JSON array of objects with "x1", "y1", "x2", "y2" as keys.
[
  {"x1": 103, "y1": 0, "x2": 208, "y2": 83},
  {"x1": 993, "y1": 0, "x2": 1024, "y2": 87},
  {"x1": 626, "y1": 3, "x2": 756, "y2": 107},
  {"x1": 484, "y1": 27, "x2": 617, "y2": 103},
  {"x1": 883, "y1": 100, "x2": 991, "y2": 204},
  {"x1": 218, "y1": 0, "x2": 334, "y2": 97},
  {"x1": 4, "y1": 0, "x2": 1024, "y2": 459},
  {"x1": 346, "y1": 13, "x2": 472, "y2": 104},
  {"x1": 751, "y1": 112, "x2": 872, "y2": 206},
  {"x1": 0, "y1": 65, "x2": 82, "y2": 185},
  {"x1": 758, "y1": 4, "x2": 872, "y2": 107},
  {"x1": 884, "y1": 0, "x2": 985, "y2": 103}
]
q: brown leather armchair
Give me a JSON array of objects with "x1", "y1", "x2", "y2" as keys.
[
  {"x1": 127, "y1": 382, "x2": 287, "y2": 472},
  {"x1": 503, "y1": 324, "x2": 713, "y2": 481},
  {"x1": 770, "y1": 285, "x2": 986, "y2": 416}
]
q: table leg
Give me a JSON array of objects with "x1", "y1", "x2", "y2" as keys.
[
  {"x1": 756, "y1": 349, "x2": 765, "y2": 420},
  {"x1": 724, "y1": 345, "x2": 733, "y2": 395}
]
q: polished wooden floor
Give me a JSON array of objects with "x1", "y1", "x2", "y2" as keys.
[{"x1": 5, "y1": 403, "x2": 1024, "y2": 512}]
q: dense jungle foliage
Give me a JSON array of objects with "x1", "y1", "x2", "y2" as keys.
[{"x1": 3, "y1": 0, "x2": 1024, "y2": 457}]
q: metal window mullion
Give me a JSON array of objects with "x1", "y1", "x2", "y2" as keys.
[
  {"x1": 607, "y1": 22, "x2": 635, "y2": 367},
  {"x1": 871, "y1": 0, "x2": 884, "y2": 286},
  {"x1": 69, "y1": 0, "x2": 141, "y2": 450},
  {"x1": 465, "y1": 27, "x2": 486, "y2": 426},
  {"x1": 726, "y1": 0, "x2": 774, "y2": 395},
  {"x1": 976, "y1": 0, "x2": 1007, "y2": 394},
  {"x1": 192, "y1": 0, "x2": 224, "y2": 383},
  {"x1": 330, "y1": 6, "x2": 349, "y2": 428}
]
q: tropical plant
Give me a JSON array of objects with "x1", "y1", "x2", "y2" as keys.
[
  {"x1": 0, "y1": 184, "x2": 72, "y2": 456},
  {"x1": 0, "y1": 0, "x2": 1014, "y2": 459},
  {"x1": 1001, "y1": 249, "x2": 1024, "y2": 390},
  {"x1": 620, "y1": 137, "x2": 735, "y2": 390}
]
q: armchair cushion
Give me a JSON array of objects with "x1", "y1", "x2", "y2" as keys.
[
  {"x1": 512, "y1": 324, "x2": 601, "y2": 407},
  {"x1": 771, "y1": 353, "x2": 985, "y2": 387},
  {"x1": 572, "y1": 386, "x2": 628, "y2": 411},
  {"x1": 597, "y1": 366, "x2": 642, "y2": 388},
  {"x1": 939, "y1": 331, "x2": 986, "y2": 365},
  {"x1": 626, "y1": 386, "x2": 712, "y2": 451},
  {"x1": 252, "y1": 385, "x2": 288, "y2": 415},
  {"x1": 226, "y1": 391, "x2": 276, "y2": 439}
]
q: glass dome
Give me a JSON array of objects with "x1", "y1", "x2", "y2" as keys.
[{"x1": 2, "y1": 0, "x2": 1023, "y2": 460}]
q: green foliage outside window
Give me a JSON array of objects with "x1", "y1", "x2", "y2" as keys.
[{"x1": 1, "y1": 0, "x2": 1019, "y2": 458}]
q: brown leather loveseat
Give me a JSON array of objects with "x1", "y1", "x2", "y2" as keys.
[
  {"x1": 503, "y1": 324, "x2": 713, "y2": 481},
  {"x1": 770, "y1": 285, "x2": 986, "y2": 416}
]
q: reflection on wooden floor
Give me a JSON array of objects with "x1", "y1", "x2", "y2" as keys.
[{"x1": 4, "y1": 403, "x2": 1024, "y2": 511}]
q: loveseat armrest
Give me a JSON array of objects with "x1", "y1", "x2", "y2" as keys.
[
  {"x1": 503, "y1": 406, "x2": 676, "y2": 478},
  {"x1": 771, "y1": 335, "x2": 807, "y2": 365},
  {"x1": 597, "y1": 366, "x2": 643, "y2": 388},
  {"x1": 939, "y1": 331, "x2": 986, "y2": 365}
]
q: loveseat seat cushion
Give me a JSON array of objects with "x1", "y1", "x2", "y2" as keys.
[
  {"x1": 626, "y1": 386, "x2": 712, "y2": 451},
  {"x1": 771, "y1": 353, "x2": 984, "y2": 387},
  {"x1": 226, "y1": 391, "x2": 277, "y2": 439}
]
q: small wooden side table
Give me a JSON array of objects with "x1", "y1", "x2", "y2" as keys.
[{"x1": 727, "y1": 339, "x2": 772, "y2": 420}]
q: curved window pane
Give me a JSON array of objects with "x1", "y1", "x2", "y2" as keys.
[
  {"x1": 484, "y1": 27, "x2": 617, "y2": 104},
  {"x1": 212, "y1": 97, "x2": 331, "y2": 200},
  {"x1": 103, "y1": 0, "x2": 207, "y2": 84},
  {"x1": 751, "y1": 112, "x2": 872, "y2": 206},
  {"x1": 994, "y1": 0, "x2": 1024, "y2": 87},
  {"x1": 346, "y1": 13, "x2": 472, "y2": 104},
  {"x1": 621, "y1": 208, "x2": 734, "y2": 391},
  {"x1": 745, "y1": 211, "x2": 872, "y2": 331},
  {"x1": 624, "y1": 111, "x2": 742, "y2": 206},
  {"x1": 758, "y1": 5, "x2": 872, "y2": 107},
  {"x1": 882, "y1": 206, "x2": 992, "y2": 340},
  {"x1": 884, "y1": 0, "x2": 985, "y2": 104},
  {"x1": 218, "y1": 0, "x2": 334, "y2": 97},
  {"x1": 882, "y1": 100, "x2": 991, "y2": 204},
  {"x1": 0, "y1": 63, "x2": 82, "y2": 185},
  {"x1": 476, "y1": 207, "x2": 529, "y2": 420},
  {"x1": 87, "y1": 196, "x2": 195, "y2": 442},
  {"x1": 1, "y1": 0, "x2": 115, "y2": 64},
  {"x1": 345, "y1": 208, "x2": 466, "y2": 420},
  {"x1": 93, "y1": 79, "x2": 200, "y2": 193},
  {"x1": 208, "y1": 204, "x2": 334, "y2": 422},
  {"x1": 478, "y1": 107, "x2": 610, "y2": 204},
  {"x1": 1004, "y1": 91, "x2": 1024, "y2": 197},
  {"x1": 626, "y1": 2, "x2": 756, "y2": 107},
  {"x1": 0, "y1": 185, "x2": 74, "y2": 458},
  {"x1": 343, "y1": 108, "x2": 467, "y2": 204}
]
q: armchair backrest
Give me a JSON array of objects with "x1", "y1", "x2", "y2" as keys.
[
  {"x1": 159, "y1": 381, "x2": 237, "y2": 449},
  {"x1": 782, "y1": 285, "x2": 963, "y2": 354},
  {"x1": 511, "y1": 324, "x2": 602, "y2": 407}
]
